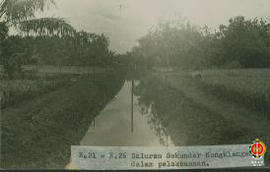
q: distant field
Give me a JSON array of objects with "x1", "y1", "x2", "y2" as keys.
[
  {"x1": 0, "y1": 75, "x2": 77, "y2": 109},
  {"x1": 158, "y1": 68, "x2": 270, "y2": 117},
  {"x1": 199, "y1": 68, "x2": 270, "y2": 78},
  {"x1": 0, "y1": 65, "x2": 117, "y2": 109},
  {"x1": 0, "y1": 65, "x2": 112, "y2": 75}
]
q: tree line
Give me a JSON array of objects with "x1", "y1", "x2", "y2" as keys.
[
  {"x1": 1, "y1": 32, "x2": 115, "y2": 76},
  {"x1": 0, "y1": 0, "x2": 117, "y2": 79},
  {"x1": 128, "y1": 16, "x2": 270, "y2": 70}
]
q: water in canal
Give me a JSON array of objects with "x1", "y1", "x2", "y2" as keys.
[
  {"x1": 66, "y1": 80, "x2": 174, "y2": 169},
  {"x1": 80, "y1": 81, "x2": 174, "y2": 147}
]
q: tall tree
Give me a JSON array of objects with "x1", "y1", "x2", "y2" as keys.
[
  {"x1": 217, "y1": 16, "x2": 270, "y2": 68},
  {"x1": 0, "y1": 0, "x2": 75, "y2": 37},
  {"x1": 0, "y1": 0, "x2": 75, "y2": 78}
]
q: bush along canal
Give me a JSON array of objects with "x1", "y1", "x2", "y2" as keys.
[{"x1": 1, "y1": 71, "x2": 125, "y2": 169}]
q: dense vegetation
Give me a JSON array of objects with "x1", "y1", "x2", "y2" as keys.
[
  {"x1": 129, "y1": 16, "x2": 270, "y2": 69},
  {"x1": 1, "y1": 33, "x2": 115, "y2": 76},
  {"x1": 0, "y1": 0, "x2": 118, "y2": 79}
]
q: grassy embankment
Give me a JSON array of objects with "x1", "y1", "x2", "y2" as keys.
[
  {"x1": 197, "y1": 69, "x2": 270, "y2": 118},
  {"x1": 135, "y1": 69, "x2": 270, "y2": 166},
  {"x1": 1, "y1": 70, "x2": 125, "y2": 169}
]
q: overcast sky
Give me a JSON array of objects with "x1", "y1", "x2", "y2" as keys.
[{"x1": 45, "y1": 0, "x2": 270, "y2": 53}]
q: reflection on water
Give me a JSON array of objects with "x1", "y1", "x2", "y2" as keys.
[
  {"x1": 80, "y1": 81, "x2": 174, "y2": 146},
  {"x1": 69, "y1": 73, "x2": 270, "y2": 168},
  {"x1": 134, "y1": 78, "x2": 174, "y2": 146}
]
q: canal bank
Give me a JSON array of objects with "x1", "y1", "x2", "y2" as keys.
[
  {"x1": 1, "y1": 72, "x2": 125, "y2": 169},
  {"x1": 80, "y1": 81, "x2": 174, "y2": 147}
]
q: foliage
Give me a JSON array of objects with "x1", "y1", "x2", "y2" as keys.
[
  {"x1": 1, "y1": 36, "x2": 34, "y2": 78},
  {"x1": 0, "y1": 0, "x2": 75, "y2": 37},
  {"x1": 129, "y1": 16, "x2": 270, "y2": 69},
  {"x1": 70, "y1": 31, "x2": 113, "y2": 66},
  {"x1": 0, "y1": 0, "x2": 117, "y2": 79},
  {"x1": 0, "y1": 0, "x2": 76, "y2": 78},
  {"x1": 0, "y1": 21, "x2": 8, "y2": 40},
  {"x1": 19, "y1": 17, "x2": 75, "y2": 37},
  {"x1": 131, "y1": 21, "x2": 204, "y2": 69},
  {"x1": 0, "y1": 32, "x2": 115, "y2": 68},
  {"x1": 216, "y1": 17, "x2": 270, "y2": 68},
  {"x1": 0, "y1": 0, "x2": 55, "y2": 23}
]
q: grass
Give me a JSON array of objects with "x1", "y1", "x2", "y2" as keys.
[
  {"x1": 198, "y1": 69, "x2": 270, "y2": 117},
  {"x1": 0, "y1": 65, "x2": 117, "y2": 109},
  {"x1": 165, "y1": 68, "x2": 270, "y2": 117},
  {"x1": 135, "y1": 72, "x2": 270, "y2": 167},
  {"x1": 0, "y1": 65, "x2": 112, "y2": 75},
  {"x1": 135, "y1": 74, "x2": 252, "y2": 145},
  {"x1": 1, "y1": 71, "x2": 125, "y2": 169},
  {"x1": 0, "y1": 74, "x2": 78, "y2": 109}
]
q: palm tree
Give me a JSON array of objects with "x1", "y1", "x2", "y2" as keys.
[
  {"x1": 0, "y1": 0, "x2": 75, "y2": 37},
  {"x1": 0, "y1": 0, "x2": 76, "y2": 78}
]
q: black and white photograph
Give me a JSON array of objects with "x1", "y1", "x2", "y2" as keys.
[{"x1": 0, "y1": 0, "x2": 270, "y2": 170}]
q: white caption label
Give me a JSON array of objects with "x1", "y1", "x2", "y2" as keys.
[{"x1": 70, "y1": 144, "x2": 263, "y2": 170}]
